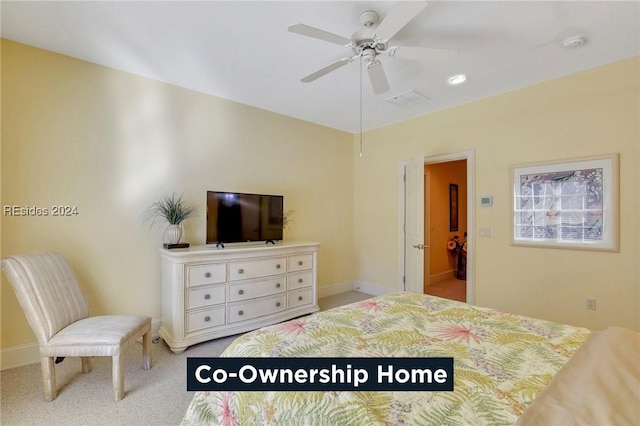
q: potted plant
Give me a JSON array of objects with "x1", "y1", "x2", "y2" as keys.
[
  {"x1": 447, "y1": 232, "x2": 467, "y2": 280},
  {"x1": 283, "y1": 209, "x2": 295, "y2": 230},
  {"x1": 146, "y1": 193, "x2": 196, "y2": 245}
]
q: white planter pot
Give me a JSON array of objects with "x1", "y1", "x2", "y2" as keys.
[{"x1": 164, "y1": 224, "x2": 183, "y2": 244}]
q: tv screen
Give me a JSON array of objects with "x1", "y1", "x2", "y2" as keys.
[{"x1": 206, "y1": 191, "x2": 283, "y2": 245}]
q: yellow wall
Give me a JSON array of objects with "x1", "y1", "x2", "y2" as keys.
[
  {"x1": 353, "y1": 57, "x2": 640, "y2": 331},
  {"x1": 2, "y1": 38, "x2": 639, "y2": 357},
  {"x1": 0, "y1": 40, "x2": 354, "y2": 349},
  {"x1": 426, "y1": 160, "x2": 467, "y2": 277}
]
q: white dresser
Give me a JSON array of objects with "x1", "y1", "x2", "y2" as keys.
[{"x1": 159, "y1": 241, "x2": 319, "y2": 353}]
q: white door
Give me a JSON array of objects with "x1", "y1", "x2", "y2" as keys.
[
  {"x1": 404, "y1": 156, "x2": 425, "y2": 293},
  {"x1": 424, "y1": 169, "x2": 431, "y2": 290}
]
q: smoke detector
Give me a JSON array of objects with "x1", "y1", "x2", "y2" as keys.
[{"x1": 563, "y1": 36, "x2": 586, "y2": 49}]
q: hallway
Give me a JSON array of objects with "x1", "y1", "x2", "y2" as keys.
[{"x1": 424, "y1": 278, "x2": 466, "y2": 303}]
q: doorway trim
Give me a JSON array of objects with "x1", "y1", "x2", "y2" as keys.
[{"x1": 399, "y1": 149, "x2": 476, "y2": 304}]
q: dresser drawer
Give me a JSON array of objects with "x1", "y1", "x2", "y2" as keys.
[
  {"x1": 187, "y1": 285, "x2": 225, "y2": 310},
  {"x1": 186, "y1": 306, "x2": 226, "y2": 333},
  {"x1": 288, "y1": 288, "x2": 312, "y2": 309},
  {"x1": 288, "y1": 271, "x2": 313, "y2": 290},
  {"x1": 228, "y1": 257, "x2": 286, "y2": 281},
  {"x1": 228, "y1": 295, "x2": 286, "y2": 323},
  {"x1": 228, "y1": 277, "x2": 286, "y2": 302},
  {"x1": 187, "y1": 263, "x2": 226, "y2": 287},
  {"x1": 288, "y1": 254, "x2": 313, "y2": 272}
]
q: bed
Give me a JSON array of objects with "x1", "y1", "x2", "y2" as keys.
[{"x1": 181, "y1": 292, "x2": 639, "y2": 425}]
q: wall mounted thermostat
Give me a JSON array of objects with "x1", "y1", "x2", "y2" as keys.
[{"x1": 480, "y1": 195, "x2": 493, "y2": 207}]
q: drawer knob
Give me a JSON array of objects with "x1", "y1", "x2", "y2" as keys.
[
  {"x1": 238, "y1": 289, "x2": 244, "y2": 295},
  {"x1": 205, "y1": 272, "x2": 211, "y2": 278},
  {"x1": 204, "y1": 294, "x2": 211, "y2": 300},
  {"x1": 298, "y1": 278, "x2": 303, "y2": 283},
  {"x1": 276, "y1": 264, "x2": 281, "y2": 269},
  {"x1": 238, "y1": 268, "x2": 244, "y2": 274},
  {"x1": 276, "y1": 283, "x2": 281, "y2": 288},
  {"x1": 204, "y1": 316, "x2": 211, "y2": 322},
  {"x1": 238, "y1": 310, "x2": 244, "y2": 316},
  {"x1": 276, "y1": 302, "x2": 281, "y2": 307},
  {"x1": 298, "y1": 261, "x2": 303, "y2": 266},
  {"x1": 298, "y1": 296, "x2": 303, "y2": 301}
]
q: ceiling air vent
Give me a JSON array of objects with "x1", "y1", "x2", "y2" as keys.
[{"x1": 386, "y1": 89, "x2": 429, "y2": 108}]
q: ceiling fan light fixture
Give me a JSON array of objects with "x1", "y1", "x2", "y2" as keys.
[
  {"x1": 290, "y1": 1, "x2": 459, "y2": 94},
  {"x1": 359, "y1": 10, "x2": 379, "y2": 28},
  {"x1": 447, "y1": 74, "x2": 467, "y2": 86}
]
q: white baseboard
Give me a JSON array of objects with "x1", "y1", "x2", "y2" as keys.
[
  {"x1": 317, "y1": 281, "x2": 356, "y2": 298},
  {"x1": 0, "y1": 342, "x2": 40, "y2": 371},
  {"x1": 1, "y1": 318, "x2": 164, "y2": 372},
  {"x1": 1, "y1": 283, "x2": 391, "y2": 371},
  {"x1": 352, "y1": 281, "x2": 395, "y2": 297},
  {"x1": 317, "y1": 281, "x2": 395, "y2": 298}
]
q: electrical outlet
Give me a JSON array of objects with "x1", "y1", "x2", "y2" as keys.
[{"x1": 586, "y1": 298, "x2": 597, "y2": 310}]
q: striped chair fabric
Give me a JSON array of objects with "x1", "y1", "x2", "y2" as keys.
[{"x1": 1, "y1": 252, "x2": 151, "y2": 401}]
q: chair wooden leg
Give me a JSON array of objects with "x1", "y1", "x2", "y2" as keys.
[
  {"x1": 112, "y1": 354, "x2": 124, "y2": 401},
  {"x1": 81, "y1": 357, "x2": 93, "y2": 373},
  {"x1": 142, "y1": 331, "x2": 152, "y2": 370},
  {"x1": 41, "y1": 357, "x2": 57, "y2": 401}
]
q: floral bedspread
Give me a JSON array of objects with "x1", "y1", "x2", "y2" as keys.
[{"x1": 182, "y1": 292, "x2": 589, "y2": 426}]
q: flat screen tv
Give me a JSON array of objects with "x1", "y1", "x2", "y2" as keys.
[{"x1": 206, "y1": 191, "x2": 283, "y2": 246}]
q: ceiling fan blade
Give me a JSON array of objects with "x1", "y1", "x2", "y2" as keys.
[
  {"x1": 301, "y1": 57, "x2": 352, "y2": 82},
  {"x1": 374, "y1": 1, "x2": 428, "y2": 43},
  {"x1": 389, "y1": 46, "x2": 458, "y2": 62},
  {"x1": 288, "y1": 23, "x2": 352, "y2": 46},
  {"x1": 367, "y1": 61, "x2": 390, "y2": 94}
]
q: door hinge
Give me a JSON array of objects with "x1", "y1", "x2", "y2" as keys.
[
  {"x1": 402, "y1": 276, "x2": 405, "y2": 284},
  {"x1": 403, "y1": 173, "x2": 406, "y2": 182}
]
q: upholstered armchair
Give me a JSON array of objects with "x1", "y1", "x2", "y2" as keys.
[{"x1": 1, "y1": 252, "x2": 152, "y2": 401}]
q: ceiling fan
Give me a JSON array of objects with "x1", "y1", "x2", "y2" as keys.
[{"x1": 288, "y1": 1, "x2": 458, "y2": 94}]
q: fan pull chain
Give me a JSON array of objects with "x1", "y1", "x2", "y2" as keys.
[{"x1": 359, "y1": 55, "x2": 363, "y2": 157}]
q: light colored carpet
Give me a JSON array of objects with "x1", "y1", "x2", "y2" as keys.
[{"x1": 0, "y1": 291, "x2": 370, "y2": 426}]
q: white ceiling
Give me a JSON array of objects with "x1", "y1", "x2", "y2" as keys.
[{"x1": 2, "y1": 1, "x2": 639, "y2": 133}]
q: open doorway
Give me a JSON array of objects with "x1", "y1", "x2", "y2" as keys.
[
  {"x1": 424, "y1": 160, "x2": 467, "y2": 302},
  {"x1": 400, "y1": 150, "x2": 474, "y2": 304}
]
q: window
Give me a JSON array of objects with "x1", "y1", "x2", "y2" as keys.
[{"x1": 511, "y1": 154, "x2": 619, "y2": 251}]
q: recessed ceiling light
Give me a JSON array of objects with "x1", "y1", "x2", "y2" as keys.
[
  {"x1": 447, "y1": 74, "x2": 467, "y2": 86},
  {"x1": 563, "y1": 36, "x2": 586, "y2": 49}
]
